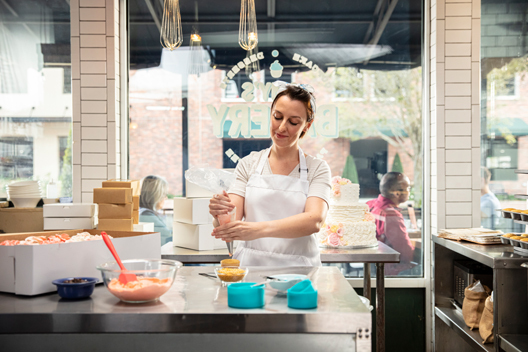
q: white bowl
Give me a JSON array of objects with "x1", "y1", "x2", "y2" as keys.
[
  {"x1": 8, "y1": 190, "x2": 41, "y2": 196},
  {"x1": 10, "y1": 197, "x2": 41, "y2": 208},
  {"x1": 267, "y1": 274, "x2": 309, "y2": 292},
  {"x1": 8, "y1": 181, "x2": 40, "y2": 187}
]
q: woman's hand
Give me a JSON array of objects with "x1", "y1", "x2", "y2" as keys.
[
  {"x1": 209, "y1": 190, "x2": 235, "y2": 219},
  {"x1": 212, "y1": 221, "x2": 263, "y2": 242}
]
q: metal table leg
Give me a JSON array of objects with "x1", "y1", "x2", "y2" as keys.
[
  {"x1": 363, "y1": 263, "x2": 371, "y2": 303},
  {"x1": 376, "y1": 263, "x2": 385, "y2": 352}
]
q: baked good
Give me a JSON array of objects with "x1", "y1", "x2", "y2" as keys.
[
  {"x1": 221, "y1": 259, "x2": 240, "y2": 267},
  {"x1": 503, "y1": 233, "x2": 515, "y2": 238},
  {"x1": 511, "y1": 236, "x2": 523, "y2": 240},
  {"x1": 317, "y1": 176, "x2": 377, "y2": 248}
]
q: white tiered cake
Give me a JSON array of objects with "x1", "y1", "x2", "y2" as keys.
[{"x1": 317, "y1": 176, "x2": 378, "y2": 248}]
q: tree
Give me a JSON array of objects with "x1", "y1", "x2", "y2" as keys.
[
  {"x1": 59, "y1": 129, "x2": 72, "y2": 197},
  {"x1": 391, "y1": 153, "x2": 404, "y2": 173},
  {"x1": 342, "y1": 155, "x2": 359, "y2": 183}
]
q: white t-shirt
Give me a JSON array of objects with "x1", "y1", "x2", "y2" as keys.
[{"x1": 229, "y1": 148, "x2": 332, "y2": 205}]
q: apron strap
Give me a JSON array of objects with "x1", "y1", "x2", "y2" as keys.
[
  {"x1": 255, "y1": 148, "x2": 271, "y2": 175},
  {"x1": 255, "y1": 147, "x2": 308, "y2": 181}
]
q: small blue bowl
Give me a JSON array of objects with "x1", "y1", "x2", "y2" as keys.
[
  {"x1": 52, "y1": 277, "x2": 98, "y2": 299},
  {"x1": 287, "y1": 279, "x2": 318, "y2": 309},
  {"x1": 227, "y1": 283, "x2": 265, "y2": 309}
]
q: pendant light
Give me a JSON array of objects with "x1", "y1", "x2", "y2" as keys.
[
  {"x1": 245, "y1": 45, "x2": 260, "y2": 77},
  {"x1": 189, "y1": 2, "x2": 208, "y2": 76},
  {"x1": 160, "y1": 0, "x2": 183, "y2": 51},
  {"x1": 238, "y1": 0, "x2": 258, "y2": 51}
]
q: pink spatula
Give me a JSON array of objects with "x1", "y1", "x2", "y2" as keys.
[{"x1": 101, "y1": 232, "x2": 138, "y2": 284}]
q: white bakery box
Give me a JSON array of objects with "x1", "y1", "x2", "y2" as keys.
[
  {"x1": 43, "y1": 203, "x2": 98, "y2": 230},
  {"x1": 173, "y1": 197, "x2": 213, "y2": 225},
  {"x1": 0, "y1": 229, "x2": 161, "y2": 296},
  {"x1": 172, "y1": 222, "x2": 226, "y2": 250}
]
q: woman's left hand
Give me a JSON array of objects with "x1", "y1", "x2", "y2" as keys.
[{"x1": 212, "y1": 221, "x2": 262, "y2": 242}]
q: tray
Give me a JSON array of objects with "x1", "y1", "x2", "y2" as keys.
[{"x1": 500, "y1": 234, "x2": 528, "y2": 249}]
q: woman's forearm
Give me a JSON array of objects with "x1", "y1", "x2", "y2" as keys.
[{"x1": 259, "y1": 211, "x2": 325, "y2": 239}]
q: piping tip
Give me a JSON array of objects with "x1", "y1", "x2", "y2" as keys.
[{"x1": 226, "y1": 241, "x2": 234, "y2": 256}]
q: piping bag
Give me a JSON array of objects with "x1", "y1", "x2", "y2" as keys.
[{"x1": 185, "y1": 167, "x2": 236, "y2": 255}]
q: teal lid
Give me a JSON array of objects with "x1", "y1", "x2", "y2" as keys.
[
  {"x1": 287, "y1": 279, "x2": 318, "y2": 309},
  {"x1": 227, "y1": 283, "x2": 265, "y2": 309}
]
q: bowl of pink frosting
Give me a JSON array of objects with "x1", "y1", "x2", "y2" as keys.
[{"x1": 96, "y1": 259, "x2": 182, "y2": 303}]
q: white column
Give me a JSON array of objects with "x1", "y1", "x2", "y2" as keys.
[{"x1": 71, "y1": 0, "x2": 121, "y2": 203}]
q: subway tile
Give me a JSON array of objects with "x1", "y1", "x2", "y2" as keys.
[
  {"x1": 82, "y1": 153, "x2": 108, "y2": 166},
  {"x1": 472, "y1": 0, "x2": 481, "y2": 19},
  {"x1": 106, "y1": 1, "x2": 117, "y2": 36},
  {"x1": 472, "y1": 190, "x2": 480, "y2": 227},
  {"x1": 446, "y1": 215, "x2": 472, "y2": 228},
  {"x1": 445, "y1": 70, "x2": 471, "y2": 82},
  {"x1": 431, "y1": 122, "x2": 437, "y2": 138},
  {"x1": 445, "y1": 30, "x2": 471, "y2": 43},
  {"x1": 107, "y1": 80, "x2": 116, "y2": 121},
  {"x1": 445, "y1": 122, "x2": 471, "y2": 135},
  {"x1": 108, "y1": 122, "x2": 116, "y2": 164},
  {"x1": 445, "y1": 202, "x2": 472, "y2": 215},
  {"x1": 108, "y1": 164, "x2": 117, "y2": 179},
  {"x1": 80, "y1": 61, "x2": 107, "y2": 74},
  {"x1": 73, "y1": 165, "x2": 81, "y2": 203},
  {"x1": 431, "y1": 174, "x2": 438, "y2": 190},
  {"x1": 445, "y1": 149, "x2": 472, "y2": 162},
  {"x1": 445, "y1": 109, "x2": 471, "y2": 122},
  {"x1": 107, "y1": 37, "x2": 115, "y2": 77},
  {"x1": 446, "y1": 175, "x2": 471, "y2": 188},
  {"x1": 81, "y1": 192, "x2": 94, "y2": 204},
  {"x1": 446, "y1": 0, "x2": 471, "y2": 2},
  {"x1": 81, "y1": 101, "x2": 107, "y2": 114},
  {"x1": 73, "y1": 122, "x2": 81, "y2": 164},
  {"x1": 446, "y1": 189, "x2": 472, "y2": 202},
  {"x1": 445, "y1": 56, "x2": 471, "y2": 70},
  {"x1": 472, "y1": 107, "x2": 480, "y2": 147},
  {"x1": 445, "y1": 43, "x2": 471, "y2": 56},
  {"x1": 437, "y1": 62, "x2": 445, "y2": 105},
  {"x1": 437, "y1": 20, "x2": 445, "y2": 63},
  {"x1": 80, "y1": 48, "x2": 106, "y2": 61},
  {"x1": 445, "y1": 96, "x2": 471, "y2": 109},
  {"x1": 438, "y1": 117, "x2": 445, "y2": 148},
  {"x1": 81, "y1": 87, "x2": 107, "y2": 100},
  {"x1": 445, "y1": 16, "x2": 471, "y2": 30},
  {"x1": 431, "y1": 188, "x2": 438, "y2": 202},
  {"x1": 445, "y1": 136, "x2": 471, "y2": 149},
  {"x1": 438, "y1": 0, "x2": 445, "y2": 19},
  {"x1": 431, "y1": 3, "x2": 437, "y2": 20},
  {"x1": 80, "y1": 35, "x2": 106, "y2": 48},
  {"x1": 79, "y1": 8, "x2": 105, "y2": 21},
  {"x1": 431, "y1": 200, "x2": 438, "y2": 216},
  {"x1": 82, "y1": 140, "x2": 107, "y2": 154},
  {"x1": 472, "y1": 62, "x2": 480, "y2": 105},
  {"x1": 81, "y1": 127, "x2": 107, "y2": 140},
  {"x1": 71, "y1": 37, "x2": 80, "y2": 79},
  {"x1": 445, "y1": 3, "x2": 472, "y2": 16},
  {"x1": 71, "y1": 0, "x2": 80, "y2": 37},
  {"x1": 80, "y1": 74, "x2": 107, "y2": 87},
  {"x1": 445, "y1": 162, "x2": 472, "y2": 175},
  {"x1": 80, "y1": 0, "x2": 105, "y2": 7},
  {"x1": 82, "y1": 179, "x2": 104, "y2": 192},
  {"x1": 438, "y1": 190, "x2": 446, "y2": 219},
  {"x1": 80, "y1": 21, "x2": 106, "y2": 35},
  {"x1": 472, "y1": 19, "x2": 480, "y2": 60},
  {"x1": 431, "y1": 17, "x2": 437, "y2": 34},
  {"x1": 72, "y1": 80, "x2": 81, "y2": 122},
  {"x1": 472, "y1": 147, "x2": 480, "y2": 190},
  {"x1": 81, "y1": 114, "x2": 107, "y2": 127},
  {"x1": 82, "y1": 166, "x2": 108, "y2": 179},
  {"x1": 437, "y1": 105, "x2": 445, "y2": 126},
  {"x1": 445, "y1": 83, "x2": 471, "y2": 96}
]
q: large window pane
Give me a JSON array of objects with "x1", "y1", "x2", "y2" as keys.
[
  {"x1": 129, "y1": 0, "x2": 423, "y2": 277},
  {"x1": 0, "y1": 0, "x2": 72, "y2": 198}
]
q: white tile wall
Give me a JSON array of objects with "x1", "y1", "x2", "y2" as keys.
[{"x1": 71, "y1": 0, "x2": 120, "y2": 203}]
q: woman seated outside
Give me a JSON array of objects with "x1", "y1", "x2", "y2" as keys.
[{"x1": 139, "y1": 175, "x2": 171, "y2": 245}]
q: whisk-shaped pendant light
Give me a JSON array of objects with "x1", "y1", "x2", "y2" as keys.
[
  {"x1": 245, "y1": 45, "x2": 260, "y2": 77},
  {"x1": 238, "y1": 0, "x2": 258, "y2": 51},
  {"x1": 161, "y1": 0, "x2": 183, "y2": 51}
]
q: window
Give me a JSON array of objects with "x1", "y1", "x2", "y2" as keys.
[{"x1": 0, "y1": 137, "x2": 33, "y2": 179}]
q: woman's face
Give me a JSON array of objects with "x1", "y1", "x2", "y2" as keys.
[{"x1": 270, "y1": 95, "x2": 312, "y2": 148}]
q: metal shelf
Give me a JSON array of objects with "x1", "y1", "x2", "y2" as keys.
[
  {"x1": 500, "y1": 334, "x2": 528, "y2": 352},
  {"x1": 435, "y1": 306, "x2": 494, "y2": 352},
  {"x1": 514, "y1": 194, "x2": 528, "y2": 199},
  {"x1": 515, "y1": 170, "x2": 528, "y2": 174},
  {"x1": 514, "y1": 219, "x2": 528, "y2": 226}
]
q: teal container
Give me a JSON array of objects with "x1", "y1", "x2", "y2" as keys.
[
  {"x1": 227, "y1": 283, "x2": 265, "y2": 309},
  {"x1": 287, "y1": 279, "x2": 318, "y2": 309}
]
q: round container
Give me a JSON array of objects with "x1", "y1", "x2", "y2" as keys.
[
  {"x1": 227, "y1": 282, "x2": 265, "y2": 308},
  {"x1": 96, "y1": 259, "x2": 182, "y2": 303},
  {"x1": 214, "y1": 266, "x2": 248, "y2": 286},
  {"x1": 267, "y1": 274, "x2": 309, "y2": 293},
  {"x1": 287, "y1": 280, "x2": 318, "y2": 309},
  {"x1": 52, "y1": 277, "x2": 98, "y2": 299}
]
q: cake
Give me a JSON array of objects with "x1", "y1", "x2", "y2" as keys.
[{"x1": 317, "y1": 176, "x2": 377, "y2": 248}]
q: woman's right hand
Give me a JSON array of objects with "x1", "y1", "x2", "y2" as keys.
[{"x1": 209, "y1": 190, "x2": 235, "y2": 219}]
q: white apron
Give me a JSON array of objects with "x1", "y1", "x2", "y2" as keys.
[{"x1": 233, "y1": 147, "x2": 321, "y2": 267}]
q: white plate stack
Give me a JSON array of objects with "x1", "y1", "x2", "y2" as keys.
[{"x1": 7, "y1": 181, "x2": 42, "y2": 208}]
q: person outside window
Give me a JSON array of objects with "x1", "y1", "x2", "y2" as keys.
[
  {"x1": 366, "y1": 172, "x2": 415, "y2": 275},
  {"x1": 480, "y1": 166, "x2": 501, "y2": 230},
  {"x1": 139, "y1": 175, "x2": 172, "y2": 245}
]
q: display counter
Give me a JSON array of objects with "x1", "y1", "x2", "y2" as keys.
[{"x1": 0, "y1": 266, "x2": 371, "y2": 352}]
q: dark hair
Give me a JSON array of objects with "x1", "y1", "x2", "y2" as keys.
[
  {"x1": 380, "y1": 172, "x2": 406, "y2": 197},
  {"x1": 271, "y1": 85, "x2": 315, "y2": 138}
]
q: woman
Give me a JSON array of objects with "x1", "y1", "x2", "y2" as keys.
[
  {"x1": 209, "y1": 84, "x2": 331, "y2": 266},
  {"x1": 139, "y1": 175, "x2": 172, "y2": 245}
]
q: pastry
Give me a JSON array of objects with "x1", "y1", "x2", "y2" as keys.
[
  {"x1": 503, "y1": 233, "x2": 515, "y2": 238},
  {"x1": 511, "y1": 236, "x2": 523, "y2": 240},
  {"x1": 221, "y1": 258, "x2": 240, "y2": 267}
]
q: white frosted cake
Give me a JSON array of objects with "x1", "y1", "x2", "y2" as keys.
[{"x1": 317, "y1": 176, "x2": 378, "y2": 248}]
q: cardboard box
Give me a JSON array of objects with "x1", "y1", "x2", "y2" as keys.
[
  {"x1": 133, "y1": 209, "x2": 139, "y2": 224},
  {"x1": 44, "y1": 217, "x2": 97, "y2": 230},
  {"x1": 43, "y1": 203, "x2": 97, "y2": 218},
  {"x1": 102, "y1": 179, "x2": 140, "y2": 196},
  {"x1": 133, "y1": 222, "x2": 154, "y2": 232},
  {"x1": 0, "y1": 229, "x2": 160, "y2": 295},
  {"x1": 98, "y1": 218, "x2": 133, "y2": 231},
  {"x1": 185, "y1": 179, "x2": 215, "y2": 198},
  {"x1": 133, "y1": 195, "x2": 139, "y2": 210},
  {"x1": 0, "y1": 208, "x2": 43, "y2": 234},
  {"x1": 98, "y1": 203, "x2": 133, "y2": 219},
  {"x1": 173, "y1": 197, "x2": 213, "y2": 224},
  {"x1": 172, "y1": 221, "x2": 225, "y2": 250},
  {"x1": 93, "y1": 188, "x2": 132, "y2": 204}
]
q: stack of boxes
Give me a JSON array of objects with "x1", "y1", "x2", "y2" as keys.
[
  {"x1": 172, "y1": 179, "x2": 225, "y2": 250},
  {"x1": 43, "y1": 203, "x2": 98, "y2": 230},
  {"x1": 93, "y1": 180, "x2": 139, "y2": 232}
]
